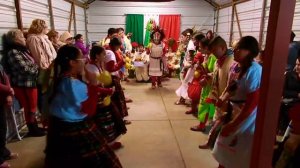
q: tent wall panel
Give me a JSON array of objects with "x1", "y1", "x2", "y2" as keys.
[
  {"x1": 21, "y1": 0, "x2": 51, "y2": 29},
  {"x1": 52, "y1": 0, "x2": 74, "y2": 35},
  {"x1": 0, "y1": 0, "x2": 17, "y2": 51},
  {"x1": 87, "y1": 0, "x2": 215, "y2": 42},
  {"x1": 217, "y1": 6, "x2": 232, "y2": 45}
]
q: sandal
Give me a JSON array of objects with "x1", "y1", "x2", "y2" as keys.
[
  {"x1": 198, "y1": 143, "x2": 210, "y2": 149},
  {"x1": 190, "y1": 125, "x2": 205, "y2": 132},
  {"x1": 109, "y1": 142, "x2": 123, "y2": 150},
  {"x1": 151, "y1": 85, "x2": 156, "y2": 89},
  {"x1": 125, "y1": 98, "x2": 133, "y2": 103},
  {"x1": 174, "y1": 100, "x2": 186, "y2": 105},
  {"x1": 124, "y1": 120, "x2": 132, "y2": 125},
  {"x1": 185, "y1": 110, "x2": 195, "y2": 114}
]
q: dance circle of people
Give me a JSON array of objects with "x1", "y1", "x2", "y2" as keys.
[{"x1": 0, "y1": 18, "x2": 299, "y2": 168}]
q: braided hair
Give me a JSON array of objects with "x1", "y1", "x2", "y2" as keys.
[{"x1": 49, "y1": 45, "x2": 81, "y2": 103}]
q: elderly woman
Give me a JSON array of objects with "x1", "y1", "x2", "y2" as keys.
[
  {"x1": 59, "y1": 31, "x2": 74, "y2": 45},
  {"x1": 2, "y1": 29, "x2": 44, "y2": 137},
  {"x1": 27, "y1": 19, "x2": 56, "y2": 70},
  {"x1": 47, "y1": 30, "x2": 63, "y2": 52},
  {"x1": 26, "y1": 19, "x2": 57, "y2": 127}
]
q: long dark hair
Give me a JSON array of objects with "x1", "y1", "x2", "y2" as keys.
[
  {"x1": 74, "y1": 34, "x2": 83, "y2": 41},
  {"x1": 236, "y1": 36, "x2": 259, "y2": 79},
  {"x1": 150, "y1": 26, "x2": 165, "y2": 42},
  {"x1": 49, "y1": 45, "x2": 81, "y2": 102},
  {"x1": 199, "y1": 38, "x2": 210, "y2": 48},
  {"x1": 90, "y1": 45, "x2": 105, "y2": 61}
]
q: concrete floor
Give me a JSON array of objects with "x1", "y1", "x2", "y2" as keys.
[{"x1": 7, "y1": 78, "x2": 218, "y2": 168}]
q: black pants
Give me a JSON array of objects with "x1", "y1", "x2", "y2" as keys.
[{"x1": 0, "y1": 105, "x2": 10, "y2": 164}]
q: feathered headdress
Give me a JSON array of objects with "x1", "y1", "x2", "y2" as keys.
[{"x1": 150, "y1": 26, "x2": 165, "y2": 40}]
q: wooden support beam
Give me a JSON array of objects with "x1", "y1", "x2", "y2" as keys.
[
  {"x1": 229, "y1": 3, "x2": 235, "y2": 46},
  {"x1": 234, "y1": 5, "x2": 242, "y2": 38},
  {"x1": 84, "y1": 8, "x2": 89, "y2": 42},
  {"x1": 204, "y1": 0, "x2": 219, "y2": 9},
  {"x1": 220, "y1": 0, "x2": 250, "y2": 9},
  {"x1": 64, "y1": 0, "x2": 87, "y2": 8},
  {"x1": 258, "y1": 0, "x2": 268, "y2": 48},
  {"x1": 250, "y1": 0, "x2": 296, "y2": 168},
  {"x1": 86, "y1": 0, "x2": 96, "y2": 5},
  {"x1": 14, "y1": 0, "x2": 23, "y2": 30},
  {"x1": 73, "y1": 3, "x2": 77, "y2": 35},
  {"x1": 215, "y1": 9, "x2": 219, "y2": 33},
  {"x1": 68, "y1": 3, "x2": 74, "y2": 33},
  {"x1": 48, "y1": 0, "x2": 55, "y2": 30}
]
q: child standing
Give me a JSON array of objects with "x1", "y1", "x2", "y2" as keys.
[
  {"x1": 45, "y1": 45, "x2": 122, "y2": 168},
  {"x1": 191, "y1": 38, "x2": 217, "y2": 132},
  {"x1": 186, "y1": 52, "x2": 205, "y2": 115},
  {"x1": 198, "y1": 36, "x2": 235, "y2": 149},
  {"x1": 175, "y1": 34, "x2": 206, "y2": 105},
  {"x1": 148, "y1": 27, "x2": 167, "y2": 89}
]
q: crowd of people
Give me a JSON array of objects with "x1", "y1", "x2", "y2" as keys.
[{"x1": 0, "y1": 17, "x2": 299, "y2": 168}]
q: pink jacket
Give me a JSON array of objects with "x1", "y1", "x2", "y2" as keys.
[{"x1": 26, "y1": 34, "x2": 57, "y2": 69}]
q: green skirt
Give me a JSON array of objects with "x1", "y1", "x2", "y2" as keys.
[{"x1": 198, "y1": 85, "x2": 215, "y2": 122}]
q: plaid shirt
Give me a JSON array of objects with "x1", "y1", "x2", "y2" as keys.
[{"x1": 6, "y1": 49, "x2": 38, "y2": 87}]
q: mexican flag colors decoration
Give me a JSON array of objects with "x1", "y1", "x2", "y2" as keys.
[{"x1": 125, "y1": 14, "x2": 181, "y2": 47}]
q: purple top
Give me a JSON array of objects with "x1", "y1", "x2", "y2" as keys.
[{"x1": 74, "y1": 41, "x2": 90, "y2": 58}]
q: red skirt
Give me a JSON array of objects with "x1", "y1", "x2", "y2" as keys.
[{"x1": 188, "y1": 80, "x2": 202, "y2": 101}]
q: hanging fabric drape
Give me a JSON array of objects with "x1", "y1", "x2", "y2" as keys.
[
  {"x1": 159, "y1": 15, "x2": 181, "y2": 42},
  {"x1": 125, "y1": 14, "x2": 144, "y2": 45},
  {"x1": 143, "y1": 14, "x2": 159, "y2": 47}
]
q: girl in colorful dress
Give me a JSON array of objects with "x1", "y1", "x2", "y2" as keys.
[
  {"x1": 45, "y1": 45, "x2": 122, "y2": 168},
  {"x1": 85, "y1": 45, "x2": 127, "y2": 150},
  {"x1": 191, "y1": 38, "x2": 217, "y2": 132},
  {"x1": 174, "y1": 29, "x2": 193, "y2": 105},
  {"x1": 186, "y1": 52, "x2": 205, "y2": 115},
  {"x1": 212, "y1": 36, "x2": 262, "y2": 168},
  {"x1": 148, "y1": 27, "x2": 167, "y2": 89},
  {"x1": 105, "y1": 37, "x2": 131, "y2": 124},
  {"x1": 175, "y1": 34, "x2": 205, "y2": 105}
]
